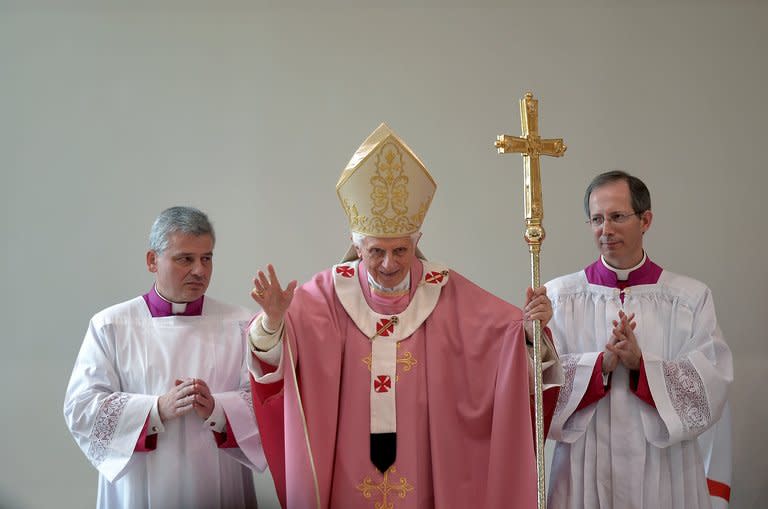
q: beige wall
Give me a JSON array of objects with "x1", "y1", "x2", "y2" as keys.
[{"x1": 1, "y1": 2, "x2": 765, "y2": 507}]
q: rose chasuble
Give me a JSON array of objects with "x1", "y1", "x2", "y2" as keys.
[{"x1": 248, "y1": 124, "x2": 561, "y2": 508}]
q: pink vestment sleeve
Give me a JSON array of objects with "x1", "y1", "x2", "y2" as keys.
[
  {"x1": 250, "y1": 356, "x2": 283, "y2": 402},
  {"x1": 247, "y1": 310, "x2": 287, "y2": 503},
  {"x1": 629, "y1": 357, "x2": 656, "y2": 407},
  {"x1": 134, "y1": 416, "x2": 157, "y2": 452},
  {"x1": 246, "y1": 310, "x2": 284, "y2": 402},
  {"x1": 576, "y1": 352, "x2": 612, "y2": 411},
  {"x1": 250, "y1": 373, "x2": 287, "y2": 508}
]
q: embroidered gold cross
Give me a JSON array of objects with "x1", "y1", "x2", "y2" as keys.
[
  {"x1": 357, "y1": 466, "x2": 414, "y2": 509},
  {"x1": 363, "y1": 343, "x2": 417, "y2": 381}
]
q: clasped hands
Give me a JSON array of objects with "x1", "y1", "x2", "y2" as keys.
[
  {"x1": 603, "y1": 310, "x2": 643, "y2": 374},
  {"x1": 158, "y1": 378, "x2": 216, "y2": 423}
]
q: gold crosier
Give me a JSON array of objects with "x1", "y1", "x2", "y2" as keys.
[{"x1": 494, "y1": 91, "x2": 566, "y2": 509}]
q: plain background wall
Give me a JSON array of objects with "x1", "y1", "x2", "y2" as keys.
[{"x1": 1, "y1": 1, "x2": 765, "y2": 507}]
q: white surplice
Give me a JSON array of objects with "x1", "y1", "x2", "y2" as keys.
[
  {"x1": 64, "y1": 296, "x2": 266, "y2": 509},
  {"x1": 545, "y1": 269, "x2": 732, "y2": 509}
]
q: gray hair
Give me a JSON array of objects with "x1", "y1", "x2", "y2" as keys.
[
  {"x1": 351, "y1": 231, "x2": 421, "y2": 247},
  {"x1": 583, "y1": 170, "x2": 651, "y2": 217},
  {"x1": 149, "y1": 206, "x2": 215, "y2": 254}
]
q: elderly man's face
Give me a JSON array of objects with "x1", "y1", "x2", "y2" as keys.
[
  {"x1": 588, "y1": 180, "x2": 652, "y2": 269},
  {"x1": 355, "y1": 235, "x2": 417, "y2": 289},
  {"x1": 146, "y1": 232, "x2": 214, "y2": 302}
]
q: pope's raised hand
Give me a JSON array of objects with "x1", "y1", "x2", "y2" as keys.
[{"x1": 251, "y1": 264, "x2": 297, "y2": 331}]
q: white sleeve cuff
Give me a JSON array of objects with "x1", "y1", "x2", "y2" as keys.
[
  {"x1": 249, "y1": 315, "x2": 284, "y2": 352},
  {"x1": 203, "y1": 398, "x2": 226, "y2": 433},
  {"x1": 148, "y1": 398, "x2": 165, "y2": 435},
  {"x1": 253, "y1": 340, "x2": 283, "y2": 366}
]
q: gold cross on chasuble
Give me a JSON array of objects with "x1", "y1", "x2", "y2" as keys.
[
  {"x1": 357, "y1": 466, "x2": 414, "y2": 509},
  {"x1": 363, "y1": 343, "x2": 418, "y2": 381}
]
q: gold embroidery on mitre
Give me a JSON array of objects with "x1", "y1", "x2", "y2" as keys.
[
  {"x1": 373, "y1": 144, "x2": 408, "y2": 214},
  {"x1": 338, "y1": 124, "x2": 436, "y2": 240},
  {"x1": 357, "y1": 466, "x2": 414, "y2": 509},
  {"x1": 370, "y1": 143, "x2": 410, "y2": 232},
  {"x1": 341, "y1": 142, "x2": 433, "y2": 237}
]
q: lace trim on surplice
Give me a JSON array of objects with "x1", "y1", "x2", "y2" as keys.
[
  {"x1": 239, "y1": 386, "x2": 254, "y2": 417},
  {"x1": 87, "y1": 392, "x2": 130, "y2": 466},
  {"x1": 554, "y1": 354, "x2": 579, "y2": 416},
  {"x1": 662, "y1": 359, "x2": 710, "y2": 433}
]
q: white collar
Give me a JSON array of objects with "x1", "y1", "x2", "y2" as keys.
[
  {"x1": 366, "y1": 271, "x2": 411, "y2": 294},
  {"x1": 154, "y1": 285, "x2": 188, "y2": 314},
  {"x1": 600, "y1": 252, "x2": 647, "y2": 281}
]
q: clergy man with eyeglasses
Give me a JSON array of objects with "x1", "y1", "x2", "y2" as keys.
[{"x1": 545, "y1": 170, "x2": 733, "y2": 509}]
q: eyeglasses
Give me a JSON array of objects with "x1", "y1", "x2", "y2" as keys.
[{"x1": 586, "y1": 212, "x2": 642, "y2": 227}]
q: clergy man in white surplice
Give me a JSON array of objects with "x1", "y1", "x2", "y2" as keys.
[
  {"x1": 64, "y1": 206, "x2": 266, "y2": 509},
  {"x1": 545, "y1": 171, "x2": 733, "y2": 509}
]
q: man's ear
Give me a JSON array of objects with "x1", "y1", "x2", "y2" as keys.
[
  {"x1": 146, "y1": 250, "x2": 158, "y2": 273},
  {"x1": 640, "y1": 210, "x2": 653, "y2": 234}
]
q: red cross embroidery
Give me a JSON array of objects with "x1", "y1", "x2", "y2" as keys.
[
  {"x1": 376, "y1": 318, "x2": 395, "y2": 337},
  {"x1": 336, "y1": 266, "x2": 355, "y2": 278},
  {"x1": 374, "y1": 375, "x2": 392, "y2": 393},
  {"x1": 425, "y1": 271, "x2": 445, "y2": 284}
]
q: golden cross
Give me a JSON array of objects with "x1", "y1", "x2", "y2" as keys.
[
  {"x1": 494, "y1": 91, "x2": 566, "y2": 247},
  {"x1": 363, "y1": 343, "x2": 417, "y2": 381},
  {"x1": 357, "y1": 466, "x2": 414, "y2": 509},
  {"x1": 494, "y1": 91, "x2": 566, "y2": 509}
]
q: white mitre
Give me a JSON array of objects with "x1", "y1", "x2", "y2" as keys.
[{"x1": 336, "y1": 123, "x2": 437, "y2": 262}]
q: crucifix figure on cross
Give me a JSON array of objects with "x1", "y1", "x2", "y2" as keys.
[{"x1": 495, "y1": 91, "x2": 566, "y2": 509}]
